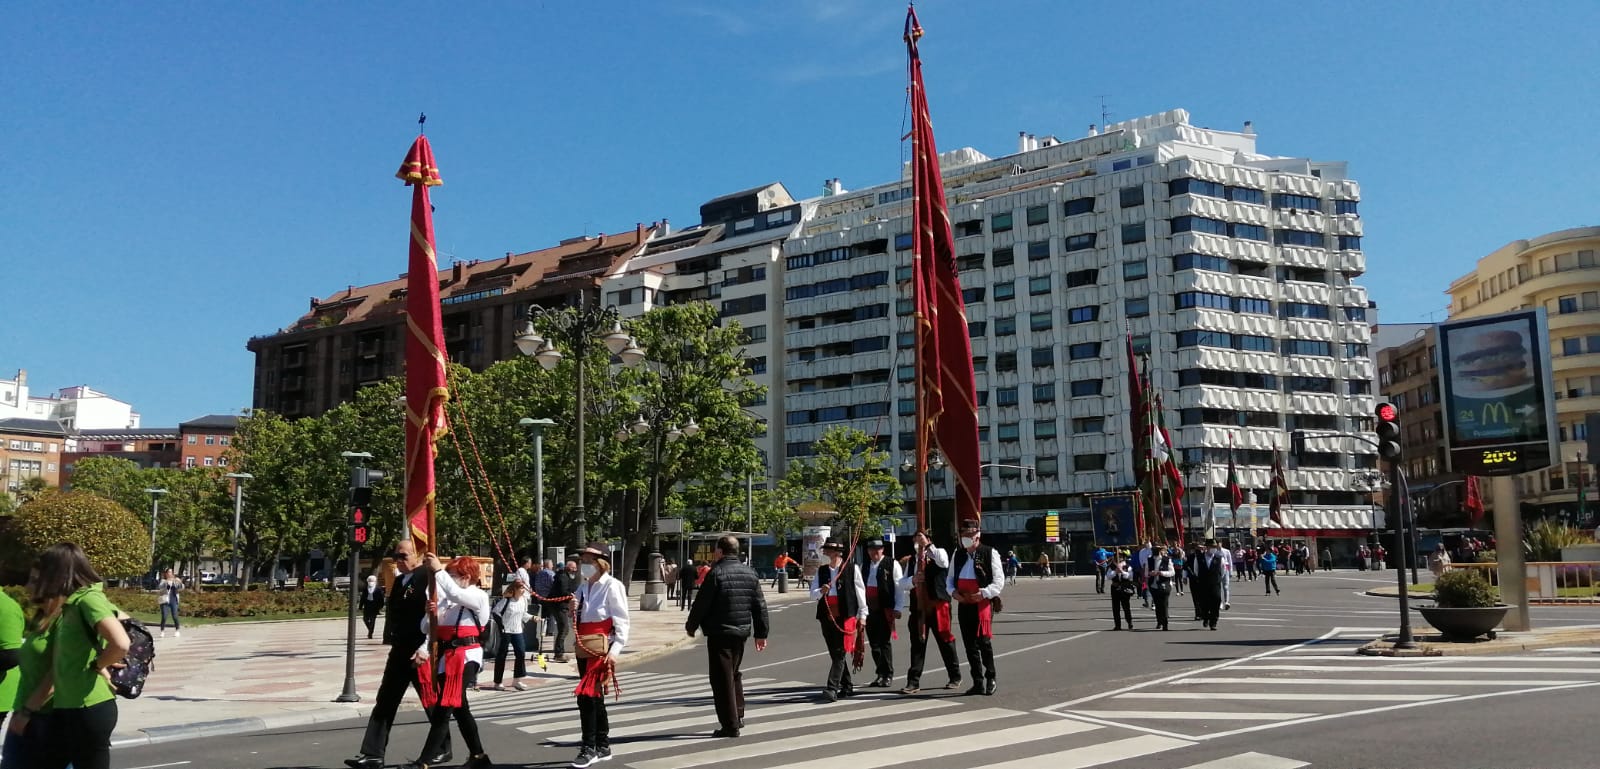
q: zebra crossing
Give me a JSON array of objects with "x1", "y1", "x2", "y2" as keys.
[
  {"x1": 1044, "y1": 626, "x2": 1600, "y2": 740},
  {"x1": 466, "y1": 671, "x2": 1310, "y2": 768}
]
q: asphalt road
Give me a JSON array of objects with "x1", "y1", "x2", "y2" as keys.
[{"x1": 115, "y1": 569, "x2": 1600, "y2": 769}]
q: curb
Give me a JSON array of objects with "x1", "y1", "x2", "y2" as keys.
[
  {"x1": 112, "y1": 704, "x2": 370, "y2": 748},
  {"x1": 1359, "y1": 627, "x2": 1600, "y2": 657}
]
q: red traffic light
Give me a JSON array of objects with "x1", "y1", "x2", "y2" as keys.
[
  {"x1": 352, "y1": 508, "x2": 365, "y2": 524},
  {"x1": 1375, "y1": 402, "x2": 1397, "y2": 422}
]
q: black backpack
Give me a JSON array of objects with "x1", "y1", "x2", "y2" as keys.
[{"x1": 78, "y1": 605, "x2": 156, "y2": 699}]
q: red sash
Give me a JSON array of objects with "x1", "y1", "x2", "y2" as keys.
[
  {"x1": 417, "y1": 623, "x2": 479, "y2": 709},
  {"x1": 957, "y1": 578, "x2": 992, "y2": 638},
  {"x1": 864, "y1": 585, "x2": 898, "y2": 640},
  {"x1": 573, "y1": 619, "x2": 619, "y2": 700},
  {"x1": 823, "y1": 596, "x2": 859, "y2": 650}
]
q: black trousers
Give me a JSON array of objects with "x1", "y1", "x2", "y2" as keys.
[
  {"x1": 362, "y1": 607, "x2": 381, "y2": 638},
  {"x1": 905, "y1": 610, "x2": 960, "y2": 688},
  {"x1": 1152, "y1": 588, "x2": 1170, "y2": 628},
  {"x1": 43, "y1": 700, "x2": 116, "y2": 769},
  {"x1": 865, "y1": 610, "x2": 894, "y2": 680},
  {"x1": 549, "y1": 605, "x2": 572, "y2": 657},
  {"x1": 576, "y1": 657, "x2": 610, "y2": 749},
  {"x1": 957, "y1": 602, "x2": 995, "y2": 685},
  {"x1": 1094, "y1": 568, "x2": 1106, "y2": 593},
  {"x1": 818, "y1": 618, "x2": 854, "y2": 694},
  {"x1": 419, "y1": 662, "x2": 485, "y2": 760},
  {"x1": 1263, "y1": 571, "x2": 1280, "y2": 594},
  {"x1": 361, "y1": 645, "x2": 445, "y2": 759},
  {"x1": 1198, "y1": 590, "x2": 1222, "y2": 628},
  {"x1": 1189, "y1": 580, "x2": 1202, "y2": 618},
  {"x1": 706, "y1": 634, "x2": 747, "y2": 730},
  {"x1": 1111, "y1": 591, "x2": 1133, "y2": 628}
]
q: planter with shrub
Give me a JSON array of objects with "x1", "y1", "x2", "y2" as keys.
[{"x1": 1419, "y1": 569, "x2": 1511, "y2": 641}]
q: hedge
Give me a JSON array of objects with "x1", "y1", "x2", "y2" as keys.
[{"x1": 105, "y1": 587, "x2": 348, "y2": 618}]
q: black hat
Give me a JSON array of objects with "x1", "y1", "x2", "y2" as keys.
[
  {"x1": 1203, "y1": 538, "x2": 1219, "y2": 547},
  {"x1": 959, "y1": 519, "x2": 981, "y2": 533},
  {"x1": 865, "y1": 539, "x2": 885, "y2": 549},
  {"x1": 579, "y1": 544, "x2": 611, "y2": 561},
  {"x1": 820, "y1": 540, "x2": 847, "y2": 553}
]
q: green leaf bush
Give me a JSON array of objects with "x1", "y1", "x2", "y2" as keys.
[
  {"x1": 106, "y1": 587, "x2": 346, "y2": 618},
  {"x1": 5, "y1": 492, "x2": 149, "y2": 578},
  {"x1": 1434, "y1": 569, "x2": 1498, "y2": 608}
]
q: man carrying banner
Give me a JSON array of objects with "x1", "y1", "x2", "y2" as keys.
[
  {"x1": 811, "y1": 541, "x2": 866, "y2": 702},
  {"x1": 861, "y1": 539, "x2": 903, "y2": 688},
  {"x1": 948, "y1": 520, "x2": 1004, "y2": 696},
  {"x1": 899, "y1": 529, "x2": 961, "y2": 695}
]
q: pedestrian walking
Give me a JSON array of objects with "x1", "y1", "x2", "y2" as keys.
[
  {"x1": 1108, "y1": 556, "x2": 1135, "y2": 630},
  {"x1": 1149, "y1": 549, "x2": 1175, "y2": 630},
  {"x1": 949, "y1": 520, "x2": 1003, "y2": 696},
  {"x1": 1429, "y1": 543, "x2": 1452, "y2": 579},
  {"x1": 679, "y1": 559, "x2": 698, "y2": 611},
  {"x1": 899, "y1": 530, "x2": 961, "y2": 695},
  {"x1": 348, "y1": 540, "x2": 439, "y2": 769},
  {"x1": 1035, "y1": 551, "x2": 1050, "y2": 580},
  {"x1": 685, "y1": 536, "x2": 770, "y2": 738},
  {"x1": 490, "y1": 582, "x2": 531, "y2": 691},
  {"x1": 812, "y1": 540, "x2": 866, "y2": 702},
  {"x1": 771, "y1": 553, "x2": 796, "y2": 589},
  {"x1": 155, "y1": 568, "x2": 183, "y2": 638},
  {"x1": 0, "y1": 579, "x2": 25, "y2": 767},
  {"x1": 1194, "y1": 539, "x2": 1228, "y2": 630},
  {"x1": 1003, "y1": 552, "x2": 1020, "y2": 585},
  {"x1": 861, "y1": 539, "x2": 904, "y2": 687},
  {"x1": 570, "y1": 545, "x2": 629, "y2": 768},
  {"x1": 1243, "y1": 547, "x2": 1259, "y2": 581},
  {"x1": 534, "y1": 560, "x2": 558, "y2": 640},
  {"x1": 360, "y1": 575, "x2": 386, "y2": 640},
  {"x1": 1357, "y1": 544, "x2": 1371, "y2": 571},
  {"x1": 1092, "y1": 546, "x2": 1110, "y2": 593},
  {"x1": 1321, "y1": 547, "x2": 1334, "y2": 571},
  {"x1": 1133, "y1": 542, "x2": 1153, "y2": 607},
  {"x1": 30, "y1": 543, "x2": 132, "y2": 769},
  {"x1": 547, "y1": 560, "x2": 579, "y2": 664},
  {"x1": 661, "y1": 558, "x2": 678, "y2": 601},
  {"x1": 1170, "y1": 546, "x2": 1187, "y2": 596},
  {"x1": 409, "y1": 554, "x2": 493, "y2": 769},
  {"x1": 1260, "y1": 549, "x2": 1281, "y2": 595},
  {"x1": 2, "y1": 567, "x2": 54, "y2": 769}
]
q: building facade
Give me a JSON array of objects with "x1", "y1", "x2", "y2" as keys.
[
  {"x1": 247, "y1": 224, "x2": 662, "y2": 418},
  {"x1": 0, "y1": 372, "x2": 140, "y2": 431},
  {"x1": 781, "y1": 109, "x2": 1380, "y2": 546},
  {"x1": 1445, "y1": 226, "x2": 1600, "y2": 520},
  {"x1": 1376, "y1": 326, "x2": 1468, "y2": 524},
  {"x1": 0, "y1": 418, "x2": 68, "y2": 498},
  {"x1": 179, "y1": 414, "x2": 241, "y2": 469},
  {"x1": 60, "y1": 427, "x2": 182, "y2": 486}
]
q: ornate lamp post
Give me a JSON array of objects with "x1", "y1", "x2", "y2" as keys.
[{"x1": 620, "y1": 409, "x2": 698, "y2": 611}]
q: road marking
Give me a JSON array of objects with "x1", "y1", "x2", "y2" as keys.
[
  {"x1": 1115, "y1": 692, "x2": 1446, "y2": 702},
  {"x1": 1236, "y1": 664, "x2": 1600, "y2": 674},
  {"x1": 1536, "y1": 647, "x2": 1600, "y2": 653},
  {"x1": 125, "y1": 764, "x2": 193, "y2": 769},
  {"x1": 981, "y1": 735, "x2": 1193, "y2": 769},
  {"x1": 1183, "y1": 676, "x2": 1589, "y2": 687},
  {"x1": 546, "y1": 696, "x2": 951, "y2": 747},
  {"x1": 741, "y1": 649, "x2": 832, "y2": 672},
  {"x1": 628, "y1": 707, "x2": 1015, "y2": 769},
  {"x1": 994, "y1": 630, "x2": 1100, "y2": 659},
  {"x1": 1177, "y1": 751, "x2": 1309, "y2": 769},
  {"x1": 493, "y1": 682, "x2": 804, "y2": 729},
  {"x1": 756, "y1": 718, "x2": 1100, "y2": 769},
  {"x1": 1066, "y1": 710, "x2": 1309, "y2": 721},
  {"x1": 607, "y1": 699, "x2": 958, "y2": 756}
]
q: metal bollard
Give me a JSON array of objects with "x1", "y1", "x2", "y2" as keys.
[{"x1": 778, "y1": 572, "x2": 789, "y2": 593}]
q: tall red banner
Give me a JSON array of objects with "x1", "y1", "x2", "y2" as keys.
[
  {"x1": 398, "y1": 137, "x2": 448, "y2": 551},
  {"x1": 906, "y1": 7, "x2": 981, "y2": 528}
]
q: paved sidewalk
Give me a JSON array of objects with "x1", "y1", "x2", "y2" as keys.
[
  {"x1": 1361, "y1": 624, "x2": 1600, "y2": 656},
  {"x1": 114, "y1": 587, "x2": 810, "y2": 747}
]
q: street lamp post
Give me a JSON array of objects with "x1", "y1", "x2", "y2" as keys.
[
  {"x1": 143, "y1": 488, "x2": 168, "y2": 579},
  {"x1": 902, "y1": 449, "x2": 948, "y2": 535},
  {"x1": 224, "y1": 472, "x2": 253, "y2": 586},
  {"x1": 518, "y1": 418, "x2": 557, "y2": 564},
  {"x1": 621, "y1": 412, "x2": 696, "y2": 610}
]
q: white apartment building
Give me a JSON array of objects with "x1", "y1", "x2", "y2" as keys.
[
  {"x1": 601, "y1": 183, "x2": 810, "y2": 479},
  {"x1": 780, "y1": 109, "x2": 1380, "y2": 547},
  {"x1": 0, "y1": 371, "x2": 141, "y2": 432}
]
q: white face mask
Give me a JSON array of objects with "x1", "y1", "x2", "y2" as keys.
[
  {"x1": 960, "y1": 537, "x2": 976, "y2": 549},
  {"x1": 580, "y1": 563, "x2": 597, "y2": 579}
]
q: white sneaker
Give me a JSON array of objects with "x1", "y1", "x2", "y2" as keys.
[
  {"x1": 174, "y1": 630, "x2": 180, "y2": 638},
  {"x1": 514, "y1": 681, "x2": 528, "y2": 691},
  {"x1": 160, "y1": 631, "x2": 166, "y2": 638}
]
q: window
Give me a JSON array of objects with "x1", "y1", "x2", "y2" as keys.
[
  {"x1": 1120, "y1": 186, "x2": 1145, "y2": 208},
  {"x1": 1275, "y1": 229, "x2": 1324, "y2": 248},
  {"x1": 1237, "y1": 297, "x2": 1272, "y2": 315},
  {"x1": 1176, "y1": 291, "x2": 1233, "y2": 311},
  {"x1": 1335, "y1": 199, "x2": 1359, "y2": 215},
  {"x1": 1589, "y1": 335, "x2": 1600, "y2": 353},
  {"x1": 1064, "y1": 233, "x2": 1097, "y2": 252},
  {"x1": 1272, "y1": 193, "x2": 1322, "y2": 211},
  {"x1": 1029, "y1": 311, "x2": 1053, "y2": 332},
  {"x1": 204, "y1": 435, "x2": 216, "y2": 445},
  {"x1": 1228, "y1": 186, "x2": 1266, "y2": 205},
  {"x1": 896, "y1": 265, "x2": 914, "y2": 282},
  {"x1": 1068, "y1": 305, "x2": 1099, "y2": 323},
  {"x1": 1029, "y1": 276, "x2": 1052, "y2": 296},
  {"x1": 721, "y1": 295, "x2": 766, "y2": 317},
  {"x1": 1125, "y1": 297, "x2": 1149, "y2": 317},
  {"x1": 1065, "y1": 268, "x2": 1098, "y2": 287},
  {"x1": 898, "y1": 399, "x2": 916, "y2": 416},
  {"x1": 747, "y1": 356, "x2": 767, "y2": 374},
  {"x1": 1070, "y1": 379, "x2": 1103, "y2": 397},
  {"x1": 1171, "y1": 216, "x2": 1229, "y2": 236},
  {"x1": 894, "y1": 233, "x2": 913, "y2": 250},
  {"x1": 998, "y1": 422, "x2": 1021, "y2": 442},
  {"x1": 956, "y1": 254, "x2": 984, "y2": 272},
  {"x1": 897, "y1": 365, "x2": 915, "y2": 382},
  {"x1": 1287, "y1": 376, "x2": 1336, "y2": 393},
  {"x1": 1564, "y1": 338, "x2": 1583, "y2": 356},
  {"x1": 184, "y1": 456, "x2": 196, "y2": 468},
  {"x1": 956, "y1": 219, "x2": 983, "y2": 238},
  {"x1": 1344, "y1": 306, "x2": 1368, "y2": 321},
  {"x1": 1281, "y1": 302, "x2": 1331, "y2": 320},
  {"x1": 1069, "y1": 342, "x2": 1101, "y2": 360},
  {"x1": 1074, "y1": 454, "x2": 1107, "y2": 471},
  {"x1": 1036, "y1": 456, "x2": 1060, "y2": 476},
  {"x1": 962, "y1": 287, "x2": 986, "y2": 304},
  {"x1": 996, "y1": 387, "x2": 1020, "y2": 406},
  {"x1": 1338, "y1": 236, "x2": 1362, "y2": 250},
  {"x1": 995, "y1": 316, "x2": 1017, "y2": 336},
  {"x1": 1026, "y1": 205, "x2": 1050, "y2": 226},
  {"x1": 1034, "y1": 420, "x2": 1058, "y2": 439},
  {"x1": 1121, "y1": 222, "x2": 1147, "y2": 245},
  {"x1": 722, "y1": 265, "x2": 767, "y2": 286},
  {"x1": 992, "y1": 246, "x2": 1015, "y2": 266},
  {"x1": 1168, "y1": 178, "x2": 1224, "y2": 198},
  {"x1": 968, "y1": 320, "x2": 987, "y2": 337},
  {"x1": 1027, "y1": 240, "x2": 1051, "y2": 261},
  {"x1": 1064, "y1": 197, "x2": 1095, "y2": 216},
  {"x1": 1031, "y1": 347, "x2": 1055, "y2": 368},
  {"x1": 1112, "y1": 158, "x2": 1132, "y2": 171},
  {"x1": 1232, "y1": 223, "x2": 1268, "y2": 242},
  {"x1": 1558, "y1": 295, "x2": 1578, "y2": 314},
  {"x1": 897, "y1": 332, "x2": 915, "y2": 348},
  {"x1": 991, "y1": 212, "x2": 1013, "y2": 233},
  {"x1": 993, "y1": 281, "x2": 1016, "y2": 300},
  {"x1": 1343, "y1": 343, "x2": 1370, "y2": 358},
  {"x1": 996, "y1": 351, "x2": 1018, "y2": 371},
  {"x1": 1347, "y1": 379, "x2": 1372, "y2": 395},
  {"x1": 1073, "y1": 416, "x2": 1105, "y2": 433},
  {"x1": 186, "y1": 435, "x2": 197, "y2": 445},
  {"x1": 1282, "y1": 339, "x2": 1333, "y2": 357},
  {"x1": 1033, "y1": 383, "x2": 1057, "y2": 404},
  {"x1": 1122, "y1": 260, "x2": 1148, "y2": 280}
]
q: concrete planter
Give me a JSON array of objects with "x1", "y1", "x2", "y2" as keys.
[{"x1": 1417, "y1": 604, "x2": 1512, "y2": 641}]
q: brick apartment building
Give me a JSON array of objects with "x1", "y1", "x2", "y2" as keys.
[
  {"x1": 0, "y1": 417, "x2": 69, "y2": 498},
  {"x1": 179, "y1": 414, "x2": 241, "y2": 469}
]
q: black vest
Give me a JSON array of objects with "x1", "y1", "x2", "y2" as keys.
[
  {"x1": 815, "y1": 563, "x2": 860, "y2": 621},
  {"x1": 951, "y1": 545, "x2": 997, "y2": 589},
  {"x1": 865, "y1": 557, "x2": 897, "y2": 612},
  {"x1": 383, "y1": 569, "x2": 433, "y2": 648},
  {"x1": 907, "y1": 547, "x2": 951, "y2": 605}
]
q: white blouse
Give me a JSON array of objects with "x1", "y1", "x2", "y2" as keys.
[
  {"x1": 575, "y1": 572, "x2": 630, "y2": 656},
  {"x1": 417, "y1": 573, "x2": 491, "y2": 668},
  {"x1": 495, "y1": 592, "x2": 531, "y2": 631}
]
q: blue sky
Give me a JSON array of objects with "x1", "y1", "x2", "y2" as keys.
[{"x1": 6, "y1": 1, "x2": 1596, "y2": 426}]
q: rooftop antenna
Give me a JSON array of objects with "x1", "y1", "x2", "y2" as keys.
[
  {"x1": 1099, "y1": 96, "x2": 1112, "y2": 127},
  {"x1": 418, "y1": 112, "x2": 427, "y2": 135}
]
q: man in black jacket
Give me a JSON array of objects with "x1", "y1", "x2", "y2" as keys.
[
  {"x1": 347, "y1": 540, "x2": 443, "y2": 769},
  {"x1": 686, "y1": 536, "x2": 770, "y2": 738},
  {"x1": 546, "y1": 559, "x2": 580, "y2": 663}
]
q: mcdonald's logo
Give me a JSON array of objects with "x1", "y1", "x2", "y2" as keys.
[{"x1": 1480, "y1": 402, "x2": 1511, "y2": 425}]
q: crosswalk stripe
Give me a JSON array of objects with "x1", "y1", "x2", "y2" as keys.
[
  {"x1": 597, "y1": 699, "x2": 956, "y2": 756},
  {"x1": 627, "y1": 707, "x2": 1015, "y2": 769},
  {"x1": 1176, "y1": 751, "x2": 1309, "y2": 769},
  {"x1": 756, "y1": 717, "x2": 1099, "y2": 769},
  {"x1": 1117, "y1": 692, "x2": 1445, "y2": 702},
  {"x1": 1238, "y1": 664, "x2": 1600, "y2": 674},
  {"x1": 1066, "y1": 710, "x2": 1311, "y2": 721},
  {"x1": 1183, "y1": 676, "x2": 1590, "y2": 687},
  {"x1": 487, "y1": 679, "x2": 811, "y2": 724},
  {"x1": 491, "y1": 683, "x2": 808, "y2": 729},
  {"x1": 980, "y1": 735, "x2": 1193, "y2": 769}
]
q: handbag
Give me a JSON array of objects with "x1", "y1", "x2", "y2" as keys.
[{"x1": 575, "y1": 633, "x2": 609, "y2": 660}]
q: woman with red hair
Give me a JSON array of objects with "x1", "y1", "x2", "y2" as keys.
[{"x1": 409, "y1": 554, "x2": 492, "y2": 769}]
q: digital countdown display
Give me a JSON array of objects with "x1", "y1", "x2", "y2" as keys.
[{"x1": 1437, "y1": 310, "x2": 1559, "y2": 476}]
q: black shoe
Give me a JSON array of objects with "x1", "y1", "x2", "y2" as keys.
[
  {"x1": 840, "y1": 687, "x2": 856, "y2": 698},
  {"x1": 984, "y1": 680, "x2": 996, "y2": 695},
  {"x1": 1114, "y1": 625, "x2": 1122, "y2": 630},
  {"x1": 711, "y1": 727, "x2": 741, "y2": 738},
  {"x1": 572, "y1": 747, "x2": 599, "y2": 768},
  {"x1": 871, "y1": 677, "x2": 890, "y2": 688},
  {"x1": 595, "y1": 746, "x2": 612, "y2": 762},
  {"x1": 965, "y1": 683, "x2": 986, "y2": 696},
  {"x1": 463, "y1": 756, "x2": 494, "y2": 769},
  {"x1": 822, "y1": 689, "x2": 839, "y2": 702},
  {"x1": 424, "y1": 751, "x2": 452, "y2": 766},
  {"x1": 345, "y1": 757, "x2": 384, "y2": 769}
]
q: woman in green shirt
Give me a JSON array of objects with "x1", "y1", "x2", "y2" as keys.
[
  {"x1": 2, "y1": 570, "x2": 55, "y2": 769},
  {"x1": 14, "y1": 543, "x2": 129, "y2": 769}
]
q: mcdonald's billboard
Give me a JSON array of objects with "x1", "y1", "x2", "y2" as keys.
[{"x1": 1438, "y1": 309, "x2": 1559, "y2": 476}]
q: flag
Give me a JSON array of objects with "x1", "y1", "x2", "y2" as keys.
[
  {"x1": 1227, "y1": 437, "x2": 1243, "y2": 517},
  {"x1": 1268, "y1": 448, "x2": 1290, "y2": 526},
  {"x1": 1155, "y1": 393, "x2": 1185, "y2": 541},
  {"x1": 1126, "y1": 333, "x2": 1147, "y2": 486},
  {"x1": 398, "y1": 136, "x2": 449, "y2": 551},
  {"x1": 906, "y1": 7, "x2": 981, "y2": 528},
  {"x1": 1464, "y1": 475, "x2": 1485, "y2": 527}
]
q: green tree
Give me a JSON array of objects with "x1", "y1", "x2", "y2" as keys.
[
  {"x1": 776, "y1": 426, "x2": 901, "y2": 543},
  {"x1": 65, "y1": 456, "x2": 151, "y2": 515},
  {"x1": 7, "y1": 491, "x2": 149, "y2": 578}
]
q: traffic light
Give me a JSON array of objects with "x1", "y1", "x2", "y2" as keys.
[
  {"x1": 347, "y1": 466, "x2": 386, "y2": 507},
  {"x1": 351, "y1": 507, "x2": 369, "y2": 546},
  {"x1": 1375, "y1": 401, "x2": 1402, "y2": 460}
]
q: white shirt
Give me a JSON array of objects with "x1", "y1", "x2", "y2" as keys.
[
  {"x1": 515, "y1": 567, "x2": 531, "y2": 588},
  {"x1": 864, "y1": 555, "x2": 906, "y2": 612},
  {"x1": 575, "y1": 572, "x2": 630, "y2": 656},
  {"x1": 495, "y1": 592, "x2": 531, "y2": 630},
  {"x1": 418, "y1": 573, "x2": 490, "y2": 667},
  {"x1": 811, "y1": 562, "x2": 868, "y2": 623},
  {"x1": 898, "y1": 545, "x2": 948, "y2": 598},
  {"x1": 947, "y1": 545, "x2": 1006, "y2": 600}
]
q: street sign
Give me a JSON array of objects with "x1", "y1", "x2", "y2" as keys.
[
  {"x1": 1044, "y1": 511, "x2": 1060, "y2": 543},
  {"x1": 656, "y1": 517, "x2": 684, "y2": 534},
  {"x1": 885, "y1": 531, "x2": 896, "y2": 542},
  {"x1": 1438, "y1": 309, "x2": 1559, "y2": 476}
]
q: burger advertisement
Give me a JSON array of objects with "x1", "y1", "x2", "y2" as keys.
[{"x1": 1438, "y1": 309, "x2": 1559, "y2": 476}]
